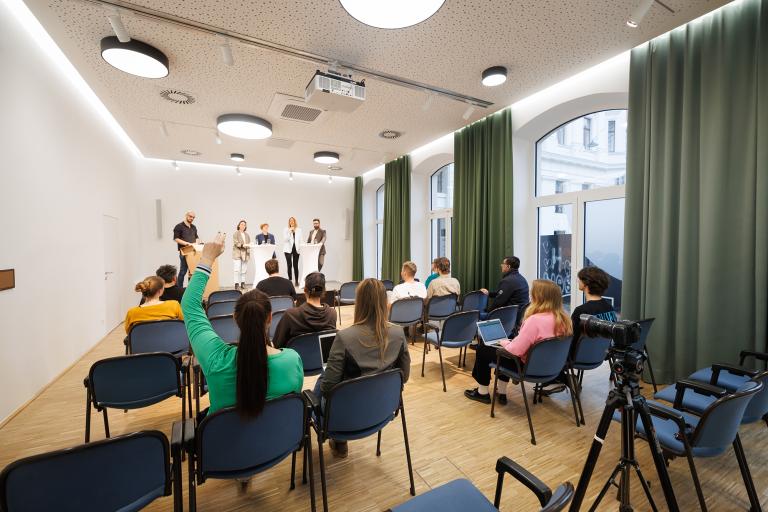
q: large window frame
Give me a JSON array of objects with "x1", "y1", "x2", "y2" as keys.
[{"x1": 429, "y1": 163, "x2": 454, "y2": 262}]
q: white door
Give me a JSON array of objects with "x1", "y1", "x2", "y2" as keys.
[{"x1": 103, "y1": 215, "x2": 121, "y2": 331}]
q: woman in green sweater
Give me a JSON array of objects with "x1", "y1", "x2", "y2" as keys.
[{"x1": 182, "y1": 233, "x2": 304, "y2": 417}]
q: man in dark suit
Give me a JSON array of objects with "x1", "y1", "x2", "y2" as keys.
[
  {"x1": 256, "y1": 223, "x2": 276, "y2": 258},
  {"x1": 307, "y1": 218, "x2": 327, "y2": 271}
]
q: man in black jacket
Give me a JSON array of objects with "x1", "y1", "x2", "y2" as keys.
[{"x1": 481, "y1": 256, "x2": 529, "y2": 311}]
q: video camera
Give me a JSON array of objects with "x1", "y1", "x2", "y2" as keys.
[{"x1": 579, "y1": 314, "x2": 643, "y2": 378}]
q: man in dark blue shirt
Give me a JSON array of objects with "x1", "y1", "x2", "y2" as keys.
[{"x1": 481, "y1": 256, "x2": 529, "y2": 312}]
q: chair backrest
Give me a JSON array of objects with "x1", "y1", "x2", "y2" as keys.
[
  {"x1": 692, "y1": 380, "x2": 763, "y2": 450},
  {"x1": 89, "y1": 353, "x2": 181, "y2": 409},
  {"x1": 515, "y1": 303, "x2": 530, "y2": 328},
  {"x1": 742, "y1": 371, "x2": 768, "y2": 423},
  {"x1": 487, "y1": 305, "x2": 519, "y2": 337},
  {"x1": 269, "y1": 310, "x2": 285, "y2": 341},
  {"x1": 427, "y1": 294, "x2": 458, "y2": 320},
  {"x1": 524, "y1": 337, "x2": 572, "y2": 381},
  {"x1": 269, "y1": 295, "x2": 295, "y2": 313},
  {"x1": 324, "y1": 369, "x2": 403, "y2": 435},
  {"x1": 631, "y1": 318, "x2": 655, "y2": 351},
  {"x1": 0, "y1": 431, "x2": 171, "y2": 512},
  {"x1": 209, "y1": 315, "x2": 240, "y2": 344},
  {"x1": 207, "y1": 289, "x2": 242, "y2": 306},
  {"x1": 382, "y1": 279, "x2": 395, "y2": 291},
  {"x1": 339, "y1": 281, "x2": 359, "y2": 301},
  {"x1": 128, "y1": 319, "x2": 190, "y2": 356},
  {"x1": 285, "y1": 330, "x2": 337, "y2": 375},
  {"x1": 389, "y1": 297, "x2": 425, "y2": 325},
  {"x1": 461, "y1": 291, "x2": 488, "y2": 313},
  {"x1": 571, "y1": 336, "x2": 612, "y2": 368},
  {"x1": 196, "y1": 395, "x2": 305, "y2": 481},
  {"x1": 206, "y1": 300, "x2": 237, "y2": 318},
  {"x1": 441, "y1": 311, "x2": 479, "y2": 344}
]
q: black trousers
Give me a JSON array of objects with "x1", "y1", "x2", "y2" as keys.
[
  {"x1": 471, "y1": 344, "x2": 513, "y2": 386},
  {"x1": 284, "y1": 247, "x2": 300, "y2": 283},
  {"x1": 178, "y1": 253, "x2": 189, "y2": 287}
]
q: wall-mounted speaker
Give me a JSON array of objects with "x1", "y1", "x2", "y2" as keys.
[
  {"x1": 344, "y1": 208, "x2": 351, "y2": 240},
  {"x1": 155, "y1": 199, "x2": 163, "y2": 239}
]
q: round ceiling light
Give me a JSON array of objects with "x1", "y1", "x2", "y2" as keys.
[
  {"x1": 100, "y1": 36, "x2": 169, "y2": 78},
  {"x1": 216, "y1": 114, "x2": 272, "y2": 140},
  {"x1": 339, "y1": 0, "x2": 445, "y2": 29},
  {"x1": 481, "y1": 66, "x2": 507, "y2": 87},
  {"x1": 230, "y1": 153, "x2": 245, "y2": 162},
  {"x1": 314, "y1": 151, "x2": 340, "y2": 164}
]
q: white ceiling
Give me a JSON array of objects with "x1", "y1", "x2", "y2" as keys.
[{"x1": 26, "y1": 0, "x2": 730, "y2": 176}]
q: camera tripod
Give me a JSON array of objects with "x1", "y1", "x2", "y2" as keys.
[{"x1": 568, "y1": 354, "x2": 679, "y2": 512}]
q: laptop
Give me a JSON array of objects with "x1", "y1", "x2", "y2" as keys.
[
  {"x1": 476, "y1": 319, "x2": 509, "y2": 347},
  {"x1": 318, "y1": 332, "x2": 336, "y2": 369}
]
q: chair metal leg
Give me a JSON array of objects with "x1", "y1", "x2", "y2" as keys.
[
  {"x1": 644, "y1": 348, "x2": 658, "y2": 393},
  {"x1": 732, "y1": 434, "x2": 761, "y2": 512},
  {"x1": 571, "y1": 369, "x2": 586, "y2": 425},
  {"x1": 520, "y1": 381, "x2": 536, "y2": 445},
  {"x1": 306, "y1": 429, "x2": 316, "y2": 512},
  {"x1": 188, "y1": 447, "x2": 197, "y2": 512},
  {"x1": 317, "y1": 433, "x2": 329, "y2": 512},
  {"x1": 102, "y1": 408, "x2": 110, "y2": 438},
  {"x1": 376, "y1": 430, "x2": 382, "y2": 456},
  {"x1": 437, "y1": 346, "x2": 447, "y2": 392},
  {"x1": 683, "y1": 445, "x2": 707, "y2": 511},
  {"x1": 490, "y1": 369, "x2": 500, "y2": 418},
  {"x1": 400, "y1": 401, "x2": 416, "y2": 496},
  {"x1": 564, "y1": 370, "x2": 581, "y2": 427},
  {"x1": 302, "y1": 433, "x2": 308, "y2": 484},
  {"x1": 172, "y1": 444, "x2": 183, "y2": 512},
  {"x1": 85, "y1": 388, "x2": 92, "y2": 443},
  {"x1": 421, "y1": 338, "x2": 428, "y2": 377},
  {"x1": 290, "y1": 449, "x2": 297, "y2": 490}
]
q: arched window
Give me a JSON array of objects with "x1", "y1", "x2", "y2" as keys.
[
  {"x1": 430, "y1": 163, "x2": 454, "y2": 261},
  {"x1": 533, "y1": 110, "x2": 627, "y2": 313},
  {"x1": 376, "y1": 184, "x2": 384, "y2": 279}
]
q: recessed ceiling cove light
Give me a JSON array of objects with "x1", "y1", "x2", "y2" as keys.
[
  {"x1": 230, "y1": 153, "x2": 245, "y2": 162},
  {"x1": 626, "y1": 0, "x2": 654, "y2": 28},
  {"x1": 481, "y1": 66, "x2": 507, "y2": 87},
  {"x1": 216, "y1": 114, "x2": 272, "y2": 140},
  {"x1": 314, "y1": 151, "x2": 340, "y2": 164},
  {"x1": 339, "y1": 0, "x2": 445, "y2": 29},
  {"x1": 100, "y1": 36, "x2": 169, "y2": 78}
]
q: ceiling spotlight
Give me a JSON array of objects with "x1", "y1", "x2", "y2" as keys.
[
  {"x1": 100, "y1": 36, "x2": 169, "y2": 78},
  {"x1": 314, "y1": 151, "x2": 340, "y2": 164},
  {"x1": 462, "y1": 106, "x2": 475, "y2": 120},
  {"x1": 236, "y1": 166, "x2": 242, "y2": 176},
  {"x1": 106, "y1": 12, "x2": 130, "y2": 43},
  {"x1": 219, "y1": 39, "x2": 234, "y2": 66},
  {"x1": 230, "y1": 153, "x2": 245, "y2": 162},
  {"x1": 339, "y1": 0, "x2": 445, "y2": 29},
  {"x1": 328, "y1": 175, "x2": 333, "y2": 184},
  {"x1": 481, "y1": 66, "x2": 507, "y2": 87},
  {"x1": 422, "y1": 91, "x2": 434, "y2": 111},
  {"x1": 217, "y1": 114, "x2": 272, "y2": 140},
  {"x1": 289, "y1": 172, "x2": 294, "y2": 181},
  {"x1": 626, "y1": 0, "x2": 654, "y2": 28},
  {"x1": 172, "y1": 161, "x2": 179, "y2": 171},
  {"x1": 214, "y1": 131, "x2": 222, "y2": 145},
  {"x1": 160, "y1": 121, "x2": 169, "y2": 137}
]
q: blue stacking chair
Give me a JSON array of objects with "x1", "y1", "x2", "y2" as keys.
[
  {"x1": 84, "y1": 353, "x2": 187, "y2": 442},
  {"x1": 391, "y1": 457, "x2": 574, "y2": 512},
  {"x1": 421, "y1": 311, "x2": 479, "y2": 392},
  {"x1": 389, "y1": 297, "x2": 425, "y2": 345},
  {"x1": 173, "y1": 394, "x2": 315, "y2": 512},
  {"x1": 286, "y1": 330, "x2": 337, "y2": 376},
  {"x1": 624, "y1": 380, "x2": 764, "y2": 511},
  {"x1": 631, "y1": 318, "x2": 658, "y2": 392},
  {"x1": 382, "y1": 279, "x2": 395, "y2": 291},
  {"x1": 687, "y1": 350, "x2": 768, "y2": 395},
  {"x1": 269, "y1": 310, "x2": 285, "y2": 342},
  {"x1": 491, "y1": 337, "x2": 580, "y2": 445},
  {"x1": 206, "y1": 300, "x2": 237, "y2": 318},
  {"x1": 305, "y1": 369, "x2": 415, "y2": 512},
  {"x1": 568, "y1": 335, "x2": 612, "y2": 425},
  {"x1": 418, "y1": 294, "x2": 459, "y2": 344},
  {"x1": 209, "y1": 315, "x2": 240, "y2": 344},
  {"x1": 335, "y1": 281, "x2": 359, "y2": 325},
  {"x1": 207, "y1": 289, "x2": 241, "y2": 306},
  {"x1": 510, "y1": 302, "x2": 530, "y2": 337},
  {"x1": 0, "y1": 431, "x2": 179, "y2": 512},
  {"x1": 461, "y1": 290, "x2": 488, "y2": 317},
  {"x1": 126, "y1": 319, "x2": 190, "y2": 356},
  {"x1": 270, "y1": 295, "x2": 295, "y2": 313},
  {"x1": 487, "y1": 305, "x2": 519, "y2": 338}
]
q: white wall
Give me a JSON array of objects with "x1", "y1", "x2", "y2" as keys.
[
  {"x1": 0, "y1": 2, "x2": 139, "y2": 422},
  {"x1": 133, "y1": 161, "x2": 354, "y2": 286}
]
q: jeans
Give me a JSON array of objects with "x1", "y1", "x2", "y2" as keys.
[
  {"x1": 178, "y1": 253, "x2": 189, "y2": 287},
  {"x1": 233, "y1": 259, "x2": 247, "y2": 285}
]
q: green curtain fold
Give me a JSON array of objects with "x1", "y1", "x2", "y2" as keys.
[
  {"x1": 622, "y1": 0, "x2": 768, "y2": 383},
  {"x1": 452, "y1": 108, "x2": 514, "y2": 292},
  {"x1": 381, "y1": 155, "x2": 411, "y2": 281},
  {"x1": 352, "y1": 176, "x2": 364, "y2": 281}
]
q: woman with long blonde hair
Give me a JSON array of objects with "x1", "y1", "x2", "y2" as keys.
[
  {"x1": 318, "y1": 278, "x2": 411, "y2": 457},
  {"x1": 465, "y1": 279, "x2": 572, "y2": 404},
  {"x1": 282, "y1": 217, "x2": 302, "y2": 286}
]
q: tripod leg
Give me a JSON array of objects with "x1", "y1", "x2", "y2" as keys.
[
  {"x1": 631, "y1": 463, "x2": 659, "y2": 512},
  {"x1": 635, "y1": 400, "x2": 680, "y2": 512},
  {"x1": 588, "y1": 464, "x2": 623, "y2": 512}
]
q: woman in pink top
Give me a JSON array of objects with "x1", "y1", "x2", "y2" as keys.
[{"x1": 465, "y1": 280, "x2": 572, "y2": 404}]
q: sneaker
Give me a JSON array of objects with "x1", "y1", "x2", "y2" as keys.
[
  {"x1": 495, "y1": 392, "x2": 508, "y2": 405},
  {"x1": 464, "y1": 388, "x2": 491, "y2": 404},
  {"x1": 540, "y1": 384, "x2": 566, "y2": 396},
  {"x1": 329, "y1": 439, "x2": 348, "y2": 458}
]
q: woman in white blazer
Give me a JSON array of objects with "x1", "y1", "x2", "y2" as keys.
[{"x1": 283, "y1": 217, "x2": 303, "y2": 286}]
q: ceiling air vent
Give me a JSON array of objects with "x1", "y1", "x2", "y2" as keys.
[
  {"x1": 281, "y1": 104, "x2": 323, "y2": 123},
  {"x1": 160, "y1": 89, "x2": 196, "y2": 105},
  {"x1": 268, "y1": 93, "x2": 325, "y2": 125},
  {"x1": 379, "y1": 130, "x2": 402, "y2": 139}
]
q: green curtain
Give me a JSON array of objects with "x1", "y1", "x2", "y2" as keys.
[
  {"x1": 623, "y1": 0, "x2": 768, "y2": 383},
  {"x1": 352, "y1": 176, "x2": 364, "y2": 281},
  {"x1": 452, "y1": 108, "x2": 514, "y2": 292},
  {"x1": 381, "y1": 155, "x2": 411, "y2": 281}
]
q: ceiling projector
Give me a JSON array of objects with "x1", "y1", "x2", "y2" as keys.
[{"x1": 305, "y1": 70, "x2": 366, "y2": 112}]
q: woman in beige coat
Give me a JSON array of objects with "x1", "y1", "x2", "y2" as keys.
[{"x1": 232, "y1": 220, "x2": 251, "y2": 290}]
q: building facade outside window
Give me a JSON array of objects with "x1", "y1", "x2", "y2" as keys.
[{"x1": 430, "y1": 163, "x2": 454, "y2": 263}]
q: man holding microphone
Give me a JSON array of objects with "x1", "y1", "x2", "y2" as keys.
[{"x1": 173, "y1": 211, "x2": 200, "y2": 286}]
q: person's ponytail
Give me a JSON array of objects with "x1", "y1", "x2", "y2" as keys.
[{"x1": 234, "y1": 290, "x2": 271, "y2": 418}]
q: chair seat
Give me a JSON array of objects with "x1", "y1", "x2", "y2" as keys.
[
  {"x1": 314, "y1": 413, "x2": 396, "y2": 442},
  {"x1": 689, "y1": 368, "x2": 749, "y2": 392},
  {"x1": 571, "y1": 361, "x2": 604, "y2": 371},
  {"x1": 478, "y1": 311, "x2": 489, "y2": 321},
  {"x1": 203, "y1": 447, "x2": 298, "y2": 481},
  {"x1": 654, "y1": 386, "x2": 715, "y2": 416},
  {"x1": 339, "y1": 299, "x2": 355, "y2": 305},
  {"x1": 391, "y1": 479, "x2": 496, "y2": 512},
  {"x1": 424, "y1": 331, "x2": 470, "y2": 349},
  {"x1": 496, "y1": 366, "x2": 558, "y2": 384}
]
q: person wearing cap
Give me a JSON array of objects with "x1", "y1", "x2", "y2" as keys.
[{"x1": 271, "y1": 272, "x2": 337, "y2": 348}]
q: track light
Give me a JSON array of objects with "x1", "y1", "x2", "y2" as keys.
[
  {"x1": 481, "y1": 66, "x2": 507, "y2": 87},
  {"x1": 289, "y1": 172, "x2": 294, "y2": 181},
  {"x1": 106, "y1": 12, "x2": 130, "y2": 43},
  {"x1": 160, "y1": 121, "x2": 169, "y2": 137},
  {"x1": 328, "y1": 175, "x2": 333, "y2": 184},
  {"x1": 100, "y1": 36, "x2": 169, "y2": 78},
  {"x1": 230, "y1": 153, "x2": 245, "y2": 162},
  {"x1": 219, "y1": 39, "x2": 234, "y2": 66},
  {"x1": 627, "y1": 0, "x2": 654, "y2": 27},
  {"x1": 214, "y1": 131, "x2": 222, "y2": 144},
  {"x1": 314, "y1": 151, "x2": 340, "y2": 164},
  {"x1": 217, "y1": 114, "x2": 272, "y2": 140},
  {"x1": 462, "y1": 106, "x2": 475, "y2": 120},
  {"x1": 236, "y1": 166, "x2": 242, "y2": 176},
  {"x1": 172, "y1": 160, "x2": 179, "y2": 171}
]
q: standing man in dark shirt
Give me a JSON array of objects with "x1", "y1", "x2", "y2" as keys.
[
  {"x1": 481, "y1": 256, "x2": 529, "y2": 312},
  {"x1": 256, "y1": 259, "x2": 297, "y2": 300},
  {"x1": 173, "y1": 211, "x2": 200, "y2": 286}
]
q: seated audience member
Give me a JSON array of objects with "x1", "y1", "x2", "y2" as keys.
[
  {"x1": 426, "y1": 257, "x2": 461, "y2": 299},
  {"x1": 181, "y1": 233, "x2": 303, "y2": 416},
  {"x1": 125, "y1": 276, "x2": 184, "y2": 333},
  {"x1": 480, "y1": 256, "x2": 528, "y2": 311},
  {"x1": 317, "y1": 278, "x2": 411, "y2": 457},
  {"x1": 464, "y1": 279, "x2": 572, "y2": 405},
  {"x1": 389, "y1": 261, "x2": 427, "y2": 304},
  {"x1": 424, "y1": 259, "x2": 440, "y2": 289},
  {"x1": 272, "y1": 272, "x2": 337, "y2": 348},
  {"x1": 256, "y1": 258, "x2": 297, "y2": 300},
  {"x1": 156, "y1": 264, "x2": 185, "y2": 302}
]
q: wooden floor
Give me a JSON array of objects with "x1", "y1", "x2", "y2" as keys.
[{"x1": 1, "y1": 306, "x2": 765, "y2": 511}]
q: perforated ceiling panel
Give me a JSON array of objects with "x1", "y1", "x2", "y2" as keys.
[{"x1": 25, "y1": 0, "x2": 732, "y2": 175}]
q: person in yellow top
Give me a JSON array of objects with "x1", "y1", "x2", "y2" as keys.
[{"x1": 125, "y1": 275, "x2": 184, "y2": 333}]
